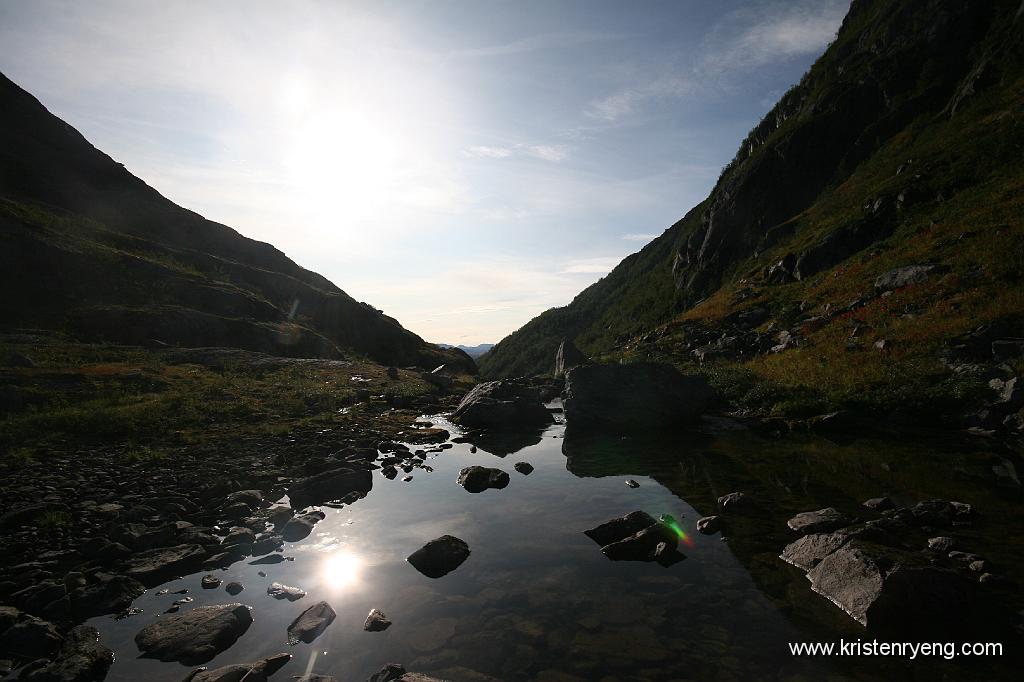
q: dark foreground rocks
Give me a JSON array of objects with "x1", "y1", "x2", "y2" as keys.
[
  {"x1": 135, "y1": 603, "x2": 253, "y2": 664},
  {"x1": 450, "y1": 380, "x2": 553, "y2": 429},
  {"x1": 20, "y1": 625, "x2": 113, "y2": 682},
  {"x1": 287, "y1": 468, "x2": 373, "y2": 509},
  {"x1": 287, "y1": 601, "x2": 336, "y2": 645},
  {"x1": 456, "y1": 466, "x2": 510, "y2": 493},
  {"x1": 407, "y1": 535, "x2": 471, "y2": 578},
  {"x1": 584, "y1": 511, "x2": 685, "y2": 567},
  {"x1": 563, "y1": 363, "x2": 716, "y2": 430},
  {"x1": 184, "y1": 653, "x2": 291, "y2": 682}
]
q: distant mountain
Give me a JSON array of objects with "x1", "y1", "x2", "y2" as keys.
[
  {"x1": 0, "y1": 72, "x2": 469, "y2": 370},
  {"x1": 437, "y1": 343, "x2": 495, "y2": 359},
  {"x1": 480, "y1": 0, "x2": 1024, "y2": 411}
]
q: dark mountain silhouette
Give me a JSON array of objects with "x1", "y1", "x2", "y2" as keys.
[{"x1": 0, "y1": 72, "x2": 467, "y2": 369}]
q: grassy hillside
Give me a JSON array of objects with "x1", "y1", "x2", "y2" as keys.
[
  {"x1": 480, "y1": 0, "x2": 1024, "y2": 422},
  {"x1": 0, "y1": 72, "x2": 466, "y2": 369}
]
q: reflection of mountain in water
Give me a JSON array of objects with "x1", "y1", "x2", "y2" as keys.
[{"x1": 462, "y1": 427, "x2": 546, "y2": 458}]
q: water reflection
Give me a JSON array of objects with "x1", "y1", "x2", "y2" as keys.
[{"x1": 80, "y1": 412, "x2": 1022, "y2": 681}]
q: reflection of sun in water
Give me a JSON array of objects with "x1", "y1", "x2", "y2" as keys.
[{"x1": 321, "y1": 550, "x2": 363, "y2": 589}]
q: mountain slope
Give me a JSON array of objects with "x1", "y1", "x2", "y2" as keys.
[
  {"x1": 480, "y1": 0, "x2": 1024, "y2": 416},
  {"x1": 0, "y1": 72, "x2": 466, "y2": 369}
]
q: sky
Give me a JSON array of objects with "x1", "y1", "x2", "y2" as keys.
[{"x1": 0, "y1": 0, "x2": 849, "y2": 345}]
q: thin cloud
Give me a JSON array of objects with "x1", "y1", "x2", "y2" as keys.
[
  {"x1": 463, "y1": 142, "x2": 569, "y2": 162},
  {"x1": 622, "y1": 233, "x2": 657, "y2": 242},
  {"x1": 561, "y1": 257, "x2": 622, "y2": 275},
  {"x1": 464, "y1": 145, "x2": 514, "y2": 158},
  {"x1": 448, "y1": 30, "x2": 622, "y2": 59}
]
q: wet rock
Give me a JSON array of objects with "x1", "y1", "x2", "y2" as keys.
[
  {"x1": 186, "y1": 652, "x2": 291, "y2": 682},
  {"x1": 363, "y1": 608, "x2": 392, "y2": 632},
  {"x1": 456, "y1": 466, "x2": 509, "y2": 493},
  {"x1": 288, "y1": 468, "x2": 372, "y2": 509},
  {"x1": 296, "y1": 676, "x2": 340, "y2": 682},
  {"x1": 224, "y1": 527, "x2": 256, "y2": 546},
  {"x1": 71, "y1": 575, "x2": 145, "y2": 619},
  {"x1": 249, "y1": 554, "x2": 287, "y2": 565},
  {"x1": 968, "y1": 559, "x2": 990, "y2": 573},
  {"x1": 202, "y1": 575, "x2": 223, "y2": 590},
  {"x1": 563, "y1": 363, "x2": 716, "y2": 430},
  {"x1": 862, "y1": 497, "x2": 895, "y2": 512},
  {"x1": 450, "y1": 380, "x2": 553, "y2": 430},
  {"x1": 625, "y1": 479, "x2": 640, "y2": 488},
  {"x1": 402, "y1": 475, "x2": 413, "y2": 482},
  {"x1": 287, "y1": 601, "x2": 336, "y2": 645},
  {"x1": 21, "y1": 625, "x2": 113, "y2": 682},
  {"x1": 584, "y1": 511, "x2": 657, "y2": 546},
  {"x1": 250, "y1": 535, "x2": 284, "y2": 556},
  {"x1": 407, "y1": 535, "x2": 471, "y2": 578},
  {"x1": 124, "y1": 544, "x2": 208, "y2": 587},
  {"x1": 927, "y1": 536, "x2": 956, "y2": 552},
  {"x1": 806, "y1": 544, "x2": 970, "y2": 630},
  {"x1": 225, "y1": 582, "x2": 244, "y2": 596},
  {"x1": 134, "y1": 603, "x2": 253, "y2": 664},
  {"x1": 717, "y1": 492, "x2": 749, "y2": 511},
  {"x1": 0, "y1": 613, "x2": 62, "y2": 658},
  {"x1": 367, "y1": 663, "x2": 406, "y2": 682},
  {"x1": 267, "y1": 582, "x2": 306, "y2": 601},
  {"x1": 267, "y1": 506, "x2": 294, "y2": 528},
  {"x1": 224, "y1": 490, "x2": 264, "y2": 511},
  {"x1": 696, "y1": 516, "x2": 722, "y2": 535},
  {"x1": 554, "y1": 338, "x2": 589, "y2": 378},
  {"x1": 910, "y1": 499, "x2": 972, "y2": 527},
  {"x1": 787, "y1": 508, "x2": 853, "y2": 535},
  {"x1": 512, "y1": 462, "x2": 534, "y2": 476},
  {"x1": 780, "y1": 532, "x2": 854, "y2": 571},
  {"x1": 601, "y1": 523, "x2": 681, "y2": 564},
  {"x1": 282, "y1": 511, "x2": 326, "y2": 542}
]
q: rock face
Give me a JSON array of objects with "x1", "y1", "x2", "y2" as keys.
[
  {"x1": 563, "y1": 363, "x2": 716, "y2": 430},
  {"x1": 806, "y1": 544, "x2": 970, "y2": 631},
  {"x1": 21, "y1": 625, "x2": 113, "y2": 682},
  {"x1": 186, "y1": 653, "x2": 291, "y2": 682},
  {"x1": 874, "y1": 265, "x2": 944, "y2": 292},
  {"x1": 287, "y1": 601, "x2": 336, "y2": 645},
  {"x1": 134, "y1": 603, "x2": 253, "y2": 664},
  {"x1": 554, "y1": 337, "x2": 589, "y2": 378},
  {"x1": 451, "y1": 380, "x2": 554, "y2": 429},
  {"x1": 288, "y1": 468, "x2": 372, "y2": 509},
  {"x1": 407, "y1": 535, "x2": 471, "y2": 578},
  {"x1": 456, "y1": 466, "x2": 510, "y2": 493}
]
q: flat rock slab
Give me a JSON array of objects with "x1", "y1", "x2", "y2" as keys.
[
  {"x1": 407, "y1": 535, "x2": 471, "y2": 578},
  {"x1": 135, "y1": 603, "x2": 253, "y2": 665},
  {"x1": 780, "y1": 532, "x2": 853, "y2": 571},
  {"x1": 287, "y1": 601, "x2": 336, "y2": 645},
  {"x1": 584, "y1": 511, "x2": 656, "y2": 547},
  {"x1": 787, "y1": 508, "x2": 853, "y2": 535},
  {"x1": 456, "y1": 466, "x2": 510, "y2": 493},
  {"x1": 187, "y1": 653, "x2": 291, "y2": 682},
  {"x1": 124, "y1": 544, "x2": 208, "y2": 587},
  {"x1": 288, "y1": 468, "x2": 372, "y2": 509}
]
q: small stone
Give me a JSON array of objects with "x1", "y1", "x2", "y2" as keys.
[
  {"x1": 456, "y1": 466, "x2": 510, "y2": 493},
  {"x1": 225, "y1": 582, "x2": 244, "y2": 595},
  {"x1": 201, "y1": 574, "x2": 222, "y2": 589},
  {"x1": 402, "y1": 475, "x2": 413, "y2": 482},
  {"x1": 927, "y1": 536, "x2": 956, "y2": 552},
  {"x1": 513, "y1": 462, "x2": 534, "y2": 475},
  {"x1": 717, "y1": 492, "x2": 749, "y2": 511},
  {"x1": 267, "y1": 582, "x2": 307, "y2": 601},
  {"x1": 363, "y1": 608, "x2": 392, "y2": 632},
  {"x1": 625, "y1": 479, "x2": 640, "y2": 488},
  {"x1": 696, "y1": 516, "x2": 722, "y2": 535},
  {"x1": 863, "y1": 496, "x2": 895, "y2": 511}
]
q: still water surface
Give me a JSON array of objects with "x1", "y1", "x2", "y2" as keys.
[{"x1": 88, "y1": 409, "x2": 1023, "y2": 681}]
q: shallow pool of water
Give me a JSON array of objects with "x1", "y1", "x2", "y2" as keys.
[{"x1": 86, "y1": 409, "x2": 1023, "y2": 681}]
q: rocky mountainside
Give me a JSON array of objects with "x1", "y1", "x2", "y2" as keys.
[
  {"x1": 480, "y1": 0, "x2": 1024, "y2": 424},
  {"x1": 0, "y1": 72, "x2": 467, "y2": 369}
]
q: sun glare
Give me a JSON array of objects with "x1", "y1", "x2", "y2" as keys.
[{"x1": 320, "y1": 550, "x2": 363, "y2": 589}]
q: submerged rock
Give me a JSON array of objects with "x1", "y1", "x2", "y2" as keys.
[
  {"x1": 563, "y1": 362, "x2": 716, "y2": 430},
  {"x1": 134, "y1": 603, "x2": 253, "y2": 664},
  {"x1": 513, "y1": 462, "x2": 534, "y2": 475},
  {"x1": 584, "y1": 511, "x2": 657, "y2": 546},
  {"x1": 407, "y1": 535, "x2": 471, "y2": 578},
  {"x1": 282, "y1": 511, "x2": 326, "y2": 542},
  {"x1": 585, "y1": 511, "x2": 685, "y2": 566},
  {"x1": 363, "y1": 608, "x2": 392, "y2": 632},
  {"x1": 287, "y1": 601, "x2": 336, "y2": 645},
  {"x1": 185, "y1": 653, "x2": 291, "y2": 682},
  {"x1": 450, "y1": 380, "x2": 553, "y2": 429},
  {"x1": 786, "y1": 508, "x2": 854, "y2": 535},
  {"x1": 456, "y1": 466, "x2": 510, "y2": 493},
  {"x1": 225, "y1": 582, "x2": 244, "y2": 595}
]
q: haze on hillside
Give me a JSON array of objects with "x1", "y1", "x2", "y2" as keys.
[{"x1": 0, "y1": 0, "x2": 849, "y2": 345}]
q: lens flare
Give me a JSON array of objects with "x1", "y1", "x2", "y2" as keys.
[{"x1": 661, "y1": 514, "x2": 695, "y2": 548}]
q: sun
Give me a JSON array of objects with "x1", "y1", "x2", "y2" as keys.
[{"x1": 321, "y1": 550, "x2": 363, "y2": 589}]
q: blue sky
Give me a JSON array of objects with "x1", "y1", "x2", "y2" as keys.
[{"x1": 0, "y1": 0, "x2": 849, "y2": 344}]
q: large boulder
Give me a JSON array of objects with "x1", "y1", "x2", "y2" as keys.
[
  {"x1": 450, "y1": 380, "x2": 553, "y2": 430},
  {"x1": 124, "y1": 544, "x2": 208, "y2": 587},
  {"x1": 554, "y1": 337, "x2": 588, "y2": 378},
  {"x1": 805, "y1": 544, "x2": 971, "y2": 631},
  {"x1": 287, "y1": 468, "x2": 372, "y2": 509},
  {"x1": 287, "y1": 601, "x2": 336, "y2": 645},
  {"x1": 563, "y1": 363, "x2": 716, "y2": 430},
  {"x1": 456, "y1": 466, "x2": 510, "y2": 493},
  {"x1": 134, "y1": 603, "x2": 253, "y2": 664}
]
